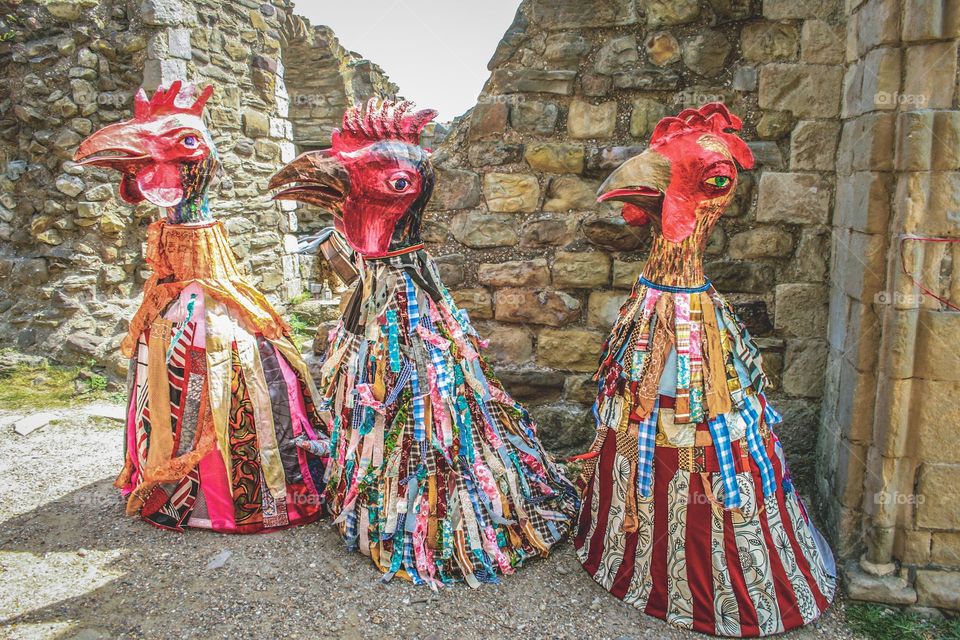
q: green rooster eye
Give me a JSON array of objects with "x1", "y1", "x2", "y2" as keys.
[{"x1": 705, "y1": 175, "x2": 731, "y2": 189}]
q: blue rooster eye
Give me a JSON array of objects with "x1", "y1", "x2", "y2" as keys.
[
  {"x1": 390, "y1": 177, "x2": 409, "y2": 191},
  {"x1": 182, "y1": 135, "x2": 199, "y2": 148}
]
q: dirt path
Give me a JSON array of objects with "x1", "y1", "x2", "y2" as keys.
[{"x1": 0, "y1": 407, "x2": 862, "y2": 640}]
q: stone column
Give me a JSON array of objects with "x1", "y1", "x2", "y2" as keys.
[{"x1": 820, "y1": 0, "x2": 960, "y2": 610}]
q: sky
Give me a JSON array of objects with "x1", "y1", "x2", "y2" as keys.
[{"x1": 294, "y1": 0, "x2": 522, "y2": 122}]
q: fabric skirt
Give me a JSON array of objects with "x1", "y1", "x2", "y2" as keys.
[
  {"x1": 116, "y1": 283, "x2": 326, "y2": 533},
  {"x1": 309, "y1": 253, "x2": 579, "y2": 587}
]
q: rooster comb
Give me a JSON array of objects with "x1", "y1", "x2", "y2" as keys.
[
  {"x1": 650, "y1": 102, "x2": 754, "y2": 169},
  {"x1": 332, "y1": 98, "x2": 438, "y2": 152},
  {"x1": 133, "y1": 80, "x2": 214, "y2": 120}
]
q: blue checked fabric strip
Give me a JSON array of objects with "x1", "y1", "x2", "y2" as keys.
[
  {"x1": 762, "y1": 395, "x2": 782, "y2": 426},
  {"x1": 741, "y1": 396, "x2": 777, "y2": 498},
  {"x1": 635, "y1": 398, "x2": 661, "y2": 499},
  {"x1": 707, "y1": 414, "x2": 742, "y2": 509},
  {"x1": 403, "y1": 273, "x2": 427, "y2": 442},
  {"x1": 384, "y1": 359, "x2": 412, "y2": 406}
]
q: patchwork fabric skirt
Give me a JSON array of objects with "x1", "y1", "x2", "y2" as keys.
[
  {"x1": 116, "y1": 283, "x2": 326, "y2": 533},
  {"x1": 306, "y1": 251, "x2": 579, "y2": 587},
  {"x1": 575, "y1": 279, "x2": 836, "y2": 636}
]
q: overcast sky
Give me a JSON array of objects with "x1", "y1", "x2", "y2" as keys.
[{"x1": 294, "y1": 0, "x2": 521, "y2": 121}]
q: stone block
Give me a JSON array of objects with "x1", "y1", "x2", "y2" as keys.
[
  {"x1": 478, "y1": 259, "x2": 551, "y2": 287},
  {"x1": 530, "y1": 0, "x2": 639, "y2": 29},
  {"x1": 790, "y1": 120, "x2": 841, "y2": 170},
  {"x1": 741, "y1": 22, "x2": 799, "y2": 63},
  {"x1": 582, "y1": 213, "x2": 647, "y2": 251},
  {"x1": 759, "y1": 63, "x2": 843, "y2": 118},
  {"x1": 782, "y1": 338, "x2": 827, "y2": 397},
  {"x1": 916, "y1": 381, "x2": 960, "y2": 464},
  {"x1": 916, "y1": 463, "x2": 960, "y2": 529},
  {"x1": 728, "y1": 227, "x2": 794, "y2": 259},
  {"x1": 763, "y1": 0, "x2": 839, "y2": 19},
  {"x1": 430, "y1": 167, "x2": 481, "y2": 210},
  {"x1": 837, "y1": 113, "x2": 896, "y2": 173},
  {"x1": 564, "y1": 374, "x2": 597, "y2": 405},
  {"x1": 613, "y1": 259, "x2": 644, "y2": 288},
  {"x1": 544, "y1": 176, "x2": 599, "y2": 211},
  {"x1": 242, "y1": 109, "x2": 269, "y2": 138},
  {"x1": 545, "y1": 33, "x2": 591, "y2": 66},
  {"x1": 468, "y1": 142, "x2": 523, "y2": 167},
  {"x1": 524, "y1": 143, "x2": 584, "y2": 174},
  {"x1": 904, "y1": 42, "x2": 958, "y2": 110},
  {"x1": 521, "y1": 216, "x2": 576, "y2": 247},
  {"x1": 932, "y1": 111, "x2": 960, "y2": 170},
  {"x1": 510, "y1": 101, "x2": 559, "y2": 135},
  {"x1": 775, "y1": 283, "x2": 828, "y2": 337},
  {"x1": 451, "y1": 288, "x2": 493, "y2": 320},
  {"x1": 552, "y1": 251, "x2": 611, "y2": 288},
  {"x1": 537, "y1": 328, "x2": 604, "y2": 372},
  {"x1": 836, "y1": 172, "x2": 890, "y2": 233},
  {"x1": 490, "y1": 69, "x2": 577, "y2": 95},
  {"x1": 916, "y1": 570, "x2": 960, "y2": 609},
  {"x1": 682, "y1": 31, "x2": 732, "y2": 77},
  {"x1": 494, "y1": 288, "x2": 581, "y2": 327},
  {"x1": 756, "y1": 173, "x2": 832, "y2": 224},
  {"x1": 931, "y1": 532, "x2": 960, "y2": 566},
  {"x1": 801, "y1": 20, "x2": 845, "y2": 64},
  {"x1": 587, "y1": 291, "x2": 626, "y2": 328},
  {"x1": 468, "y1": 101, "x2": 508, "y2": 141},
  {"x1": 495, "y1": 368, "x2": 565, "y2": 405},
  {"x1": 449, "y1": 212, "x2": 518, "y2": 248},
  {"x1": 567, "y1": 100, "x2": 617, "y2": 139},
  {"x1": 479, "y1": 323, "x2": 534, "y2": 365},
  {"x1": 915, "y1": 310, "x2": 960, "y2": 382},
  {"x1": 645, "y1": 31, "x2": 681, "y2": 66},
  {"x1": 856, "y1": 0, "x2": 900, "y2": 56},
  {"x1": 645, "y1": 0, "x2": 700, "y2": 27},
  {"x1": 706, "y1": 261, "x2": 775, "y2": 293},
  {"x1": 483, "y1": 173, "x2": 539, "y2": 213},
  {"x1": 630, "y1": 98, "x2": 669, "y2": 138},
  {"x1": 595, "y1": 36, "x2": 638, "y2": 75}
]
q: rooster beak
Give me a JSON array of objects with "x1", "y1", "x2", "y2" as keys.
[
  {"x1": 596, "y1": 148, "x2": 671, "y2": 219},
  {"x1": 270, "y1": 150, "x2": 350, "y2": 214},
  {"x1": 73, "y1": 121, "x2": 149, "y2": 170}
]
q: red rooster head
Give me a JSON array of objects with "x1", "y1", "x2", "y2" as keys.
[
  {"x1": 74, "y1": 81, "x2": 218, "y2": 220},
  {"x1": 270, "y1": 98, "x2": 437, "y2": 258},
  {"x1": 597, "y1": 102, "x2": 754, "y2": 244}
]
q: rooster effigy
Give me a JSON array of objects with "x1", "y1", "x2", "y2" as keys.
[
  {"x1": 73, "y1": 81, "x2": 326, "y2": 533},
  {"x1": 575, "y1": 103, "x2": 836, "y2": 635},
  {"x1": 270, "y1": 99, "x2": 578, "y2": 587}
]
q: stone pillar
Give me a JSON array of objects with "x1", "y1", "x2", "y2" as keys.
[{"x1": 819, "y1": 0, "x2": 960, "y2": 610}]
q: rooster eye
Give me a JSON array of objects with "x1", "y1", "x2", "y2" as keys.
[
  {"x1": 389, "y1": 177, "x2": 410, "y2": 191},
  {"x1": 705, "y1": 175, "x2": 731, "y2": 189},
  {"x1": 182, "y1": 135, "x2": 199, "y2": 149}
]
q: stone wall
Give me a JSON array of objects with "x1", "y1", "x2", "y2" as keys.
[
  {"x1": 423, "y1": 0, "x2": 845, "y2": 491},
  {"x1": 0, "y1": 0, "x2": 393, "y2": 373},
  {"x1": 816, "y1": 0, "x2": 960, "y2": 611}
]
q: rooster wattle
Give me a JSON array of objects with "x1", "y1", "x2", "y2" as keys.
[
  {"x1": 73, "y1": 82, "x2": 326, "y2": 533},
  {"x1": 270, "y1": 99, "x2": 578, "y2": 588}
]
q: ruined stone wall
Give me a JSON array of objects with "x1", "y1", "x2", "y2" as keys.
[
  {"x1": 0, "y1": 0, "x2": 392, "y2": 372},
  {"x1": 816, "y1": 0, "x2": 960, "y2": 610},
  {"x1": 424, "y1": 0, "x2": 845, "y2": 491},
  {"x1": 0, "y1": 0, "x2": 158, "y2": 373}
]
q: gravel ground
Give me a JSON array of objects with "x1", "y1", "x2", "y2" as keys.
[{"x1": 0, "y1": 407, "x2": 863, "y2": 640}]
